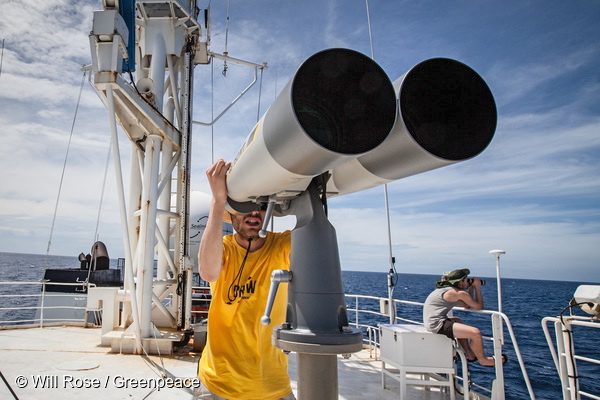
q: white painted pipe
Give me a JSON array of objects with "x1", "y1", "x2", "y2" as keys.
[
  {"x1": 150, "y1": 32, "x2": 166, "y2": 111},
  {"x1": 106, "y1": 85, "x2": 143, "y2": 353},
  {"x1": 138, "y1": 134, "x2": 162, "y2": 338}
]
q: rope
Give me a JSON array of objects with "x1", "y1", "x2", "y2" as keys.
[
  {"x1": 256, "y1": 68, "x2": 264, "y2": 123},
  {"x1": 83, "y1": 138, "x2": 112, "y2": 287},
  {"x1": 45, "y1": 68, "x2": 87, "y2": 266},
  {"x1": 0, "y1": 39, "x2": 5, "y2": 83},
  {"x1": 211, "y1": 57, "x2": 214, "y2": 163},
  {"x1": 0, "y1": 370, "x2": 19, "y2": 399},
  {"x1": 364, "y1": 0, "x2": 397, "y2": 323},
  {"x1": 91, "y1": 139, "x2": 113, "y2": 245},
  {"x1": 365, "y1": 0, "x2": 375, "y2": 59},
  {"x1": 222, "y1": 0, "x2": 231, "y2": 76}
]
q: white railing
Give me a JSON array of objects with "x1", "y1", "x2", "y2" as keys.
[
  {"x1": 1, "y1": 282, "x2": 543, "y2": 399},
  {"x1": 542, "y1": 316, "x2": 600, "y2": 400},
  {"x1": 1, "y1": 281, "x2": 212, "y2": 329},
  {"x1": 345, "y1": 294, "x2": 536, "y2": 400},
  {"x1": 0, "y1": 280, "x2": 96, "y2": 328}
]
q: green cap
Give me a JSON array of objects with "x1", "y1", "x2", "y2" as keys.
[{"x1": 436, "y1": 268, "x2": 470, "y2": 288}]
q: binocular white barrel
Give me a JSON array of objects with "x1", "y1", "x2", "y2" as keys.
[
  {"x1": 327, "y1": 58, "x2": 497, "y2": 196},
  {"x1": 225, "y1": 48, "x2": 397, "y2": 211}
]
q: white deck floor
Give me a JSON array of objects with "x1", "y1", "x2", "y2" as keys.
[{"x1": 0, "y1": 326, "x2": 462, "y2": 399}]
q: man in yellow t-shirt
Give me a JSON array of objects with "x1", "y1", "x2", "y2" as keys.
[{"x1": 196, "y1": 159, "x2": 295, "y2": 400}]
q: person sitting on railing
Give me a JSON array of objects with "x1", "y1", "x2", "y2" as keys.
[{"x1": 423, "y1": 268, "x2": 506, "y2": 367}]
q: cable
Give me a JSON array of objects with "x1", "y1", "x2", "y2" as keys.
[
  {"x1": 317, "y1": 173, "x2": 329, "y2": 217},
  {"x1": 558, "y1": 301, "x2": 593, "y2": 388},
  {"x1": 0, "y1": 39, "x2": 4, "y2": 83},
  {"x1": 45, "y1": 69, "x2": 87, "y2": 265},
  {"x1": 364, "y1": 0, "x2": 398, "y2": 307},
  {"x1": 222, "y1": 0, "x2": 231, "y2": 76},
  {"x1": 125, "y1": 69, "x2": 180, "y2": 143},
  {"x1": 0, "y1": 370, "x2": 19, "y2": 399},
  {"x1": 365, "y1": 0, "x2": 375, "y2": 59},
  {"x1": 211, "y1": 54, "x2": 214, "y2": 163},
  {"x1": 89, "y1": 139, "x2": 113, "y2": 264},
  {"x1": 256, "y1": 67, "x2": 264, "y2": 123},
  {"x1": 227, "y1": 238, "x2": 253, "y2": 303}
]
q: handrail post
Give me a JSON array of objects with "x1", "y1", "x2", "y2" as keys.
[
  {"x1": 491, "y1": 313, "x2": 506, "y2": 399},
  {"x1": 355, "y1": 297, "x2": 359, "y2": 328},
  {"x1": 39, "y1": 279, "x2": 47, "y2": 328},
  {"x1": 561, "y1": 318, "x2": 580, "y2": 400}
]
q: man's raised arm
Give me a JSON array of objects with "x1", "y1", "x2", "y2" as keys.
[{"x1": 198, "y1": 159, "x2": 231, "y2": 282}]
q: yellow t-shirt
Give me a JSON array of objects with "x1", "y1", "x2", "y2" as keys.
[{"x1": 198, "y1": 231, "x2": 292, "y2": 400}]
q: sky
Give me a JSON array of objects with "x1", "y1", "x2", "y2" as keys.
[{"x1": 0, "y1": 0, "x2": 598, "y2": 283}]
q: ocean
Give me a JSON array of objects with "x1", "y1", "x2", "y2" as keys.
[
  {"x1": 1, "y1": 252, "x2": 598, "y2": 399},
  {"x1": 344, "y1": 270, "x2": 600, "y2": 400}
]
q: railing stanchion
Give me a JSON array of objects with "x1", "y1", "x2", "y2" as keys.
[{"x1": 40, "y1": 280, "x2": 46, "y2": 328}]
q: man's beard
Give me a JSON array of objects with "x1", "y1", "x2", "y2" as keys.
[
  {"x1": 232, "y1": 219, "x2": 261, "y2": 241},
  {"x1": 239, "y1": 231, "x2": 259, "y2": 241}
]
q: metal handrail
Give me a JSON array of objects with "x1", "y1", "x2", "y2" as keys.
[
  {"x1": 542, "y1": 316, "x2": 600, "y2": 400},
  {"x1": 1, "y1": 281, "x2": 212, "y2": 327},
  {"x1": 0, "y1": 280, "x2": 96, "y2": 327},
  {"x1": 345, "y1": 294, "x2": 536, "y2": 400}
]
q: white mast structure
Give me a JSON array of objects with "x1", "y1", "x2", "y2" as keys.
[
  {"x1": 88, "y1": 0, "x2": 205, "y2": 354},
  {"x1": 88, "y1": 0, "x2": 265, "y2": 354}
]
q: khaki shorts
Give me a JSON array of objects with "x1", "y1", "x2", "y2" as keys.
[{"x1": 438, "y1": 318, "x2": 456, "y2": 339}]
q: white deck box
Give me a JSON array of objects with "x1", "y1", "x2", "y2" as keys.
[{"x1": 379, "y1": 324, "x2": 454, "y2": 368}]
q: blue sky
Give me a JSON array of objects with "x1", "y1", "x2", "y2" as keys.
[{"x1": 0, "y1": 1, "x2": 598, "y2": 282}]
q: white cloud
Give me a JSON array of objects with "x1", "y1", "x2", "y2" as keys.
[
  {"x1": 0, "y1": 0, "x2": 598, "y2": 284},
  {"x1": 330, "y1": 202, "x2": 600, "y2": 281}
]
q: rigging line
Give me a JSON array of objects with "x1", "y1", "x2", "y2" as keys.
[
  {"x1": 224, "y1": 0, "x2": 231, "y2": 53},
  {"x1": 256, "y1": 67, "x2": 264, "y2": 123},
  {"x1": 0, "y1": 370, "x2": 19, "y2": 400},
  {"x1": 205, "y1": 1, "x2": 214, "y2": 163},
  {"x1": 365, "y1": 0, "x2": 396, "y2": 323},
  {"x1": 91, "y1": 139, "x2": 113, "y2": 246},
  {"x1": 222, "y1": 0, "x2": 231, "y2": 76},
  {"x1": 45, "y1": 68, "x2": 87, "y2": 265},
  {"x1": 0, "y1": 39, "x2": 4, "y2": 83},
  {"x1": 211, "y1": 56, "x2": 214, "y2": 163},
  {"x1": 275, "y1": 62, "x2": 278, "y2": 96},
  {"x1": 365, "y1": 0, "x2": 375, "y2": 60},
  {"x1": 217, "y1": 65, "x2": 253, "y2": 134},
  {"x1": 85, "y1": 238, "x2": 99, "y2": 285}
]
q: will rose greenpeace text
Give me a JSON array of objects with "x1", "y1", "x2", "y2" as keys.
[{"x1": 17, "y1": 374, "x2": 201, "y2": 391}]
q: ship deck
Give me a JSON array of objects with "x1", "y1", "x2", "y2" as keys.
[{"x1": 0, "y1": 326, "x2": 465, "y2": 400}]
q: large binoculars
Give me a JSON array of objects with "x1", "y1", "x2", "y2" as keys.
[{"x1": 225, "y1": 48, "x2": 496, "y2": 214}]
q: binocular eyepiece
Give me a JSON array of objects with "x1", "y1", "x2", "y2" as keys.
[{"x1": 467, "y1": 278, "x2": 486, "y2": 286}]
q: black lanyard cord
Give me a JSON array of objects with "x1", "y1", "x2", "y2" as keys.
[{"x1": 227, "y1": 238, "x2": 253, "y2": 304}]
